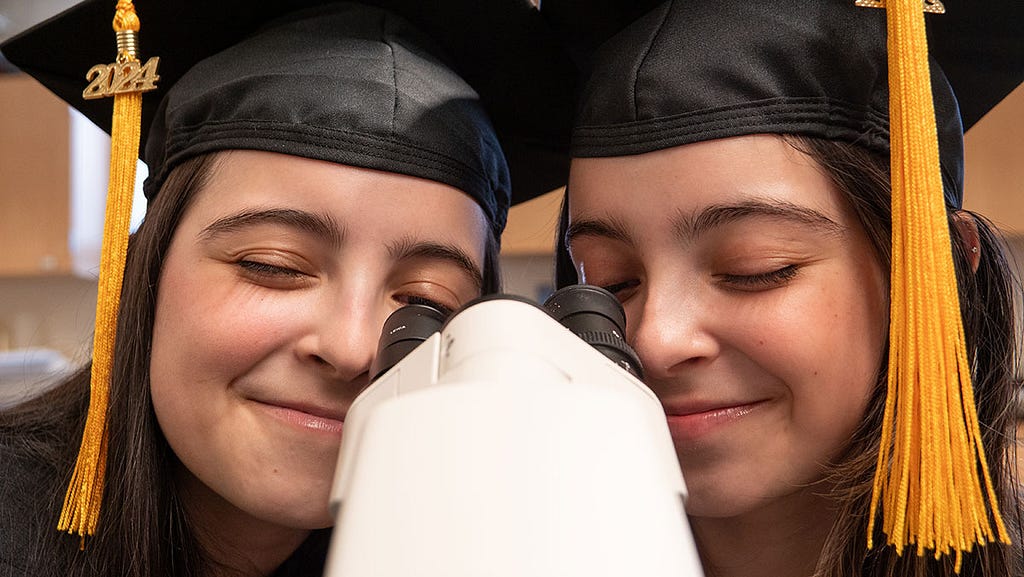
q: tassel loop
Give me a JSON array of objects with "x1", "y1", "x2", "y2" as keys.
[{"x1": 113, "y1": 0, "x2": 141, "y2": 34}]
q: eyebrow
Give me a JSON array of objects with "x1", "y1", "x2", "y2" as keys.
[
  {"x1": 565, "y1": 198, "x2": 844, "y2": 248},
  {"x1": 677, "y1": 199, "x2": 845, "y2": 241},
  {"x1": 564, "y1": 215, "x2": 634, "y2": 248},
  {"x1": 387, "y1": 236, "x2": 484, "y2": 291},
  {"x1": 198, "y1": 208, "x2": 343, "y2": 248}
]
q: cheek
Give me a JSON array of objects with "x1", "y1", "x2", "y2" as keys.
[
  {"x1": 764, "y1": 277, "x2": 886, "y2": 447},
  {"x1": 149, "y1": 261, "x2": 299, "y2": 417}
]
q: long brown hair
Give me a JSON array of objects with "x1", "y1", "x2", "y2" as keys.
[
  {"x1": 787, "y1": 136, "x2": 1023, "y2": 577},
  {"x1": 1, "y1": 154, "x2": 218, "y2": 576},
  {"x1": 554, "y1": 136, "x2": 1023, "y2": 576},
  {"x1": 0, "y1": 153, "x2": 503, "y2": 576}
]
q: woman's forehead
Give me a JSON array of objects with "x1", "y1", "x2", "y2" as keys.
[
  {"x1": 181, "y1": 150, "x2": 490, "y2": 250},
  {"x1": 568, "y1": 136, "x2": 844, "y2": 220}
]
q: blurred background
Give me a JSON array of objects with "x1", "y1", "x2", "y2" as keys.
[{"x1": 1, "y1": 1, "x2": 1021, "y2": 405}]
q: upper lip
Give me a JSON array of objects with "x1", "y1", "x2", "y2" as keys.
[
  {"x1": 254, "y1": 397, "x2": 347, "y2": 422},
  {"x1": 661, "y1": 398, "x2": 766, "y2": 417}
]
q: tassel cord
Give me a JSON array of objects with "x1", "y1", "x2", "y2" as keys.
[
  {"x1": 57, "y1": 0, "x2": 144, "y2": 540},
  {"x1": 867, "y1": 0, "x2": 1010, "y2": 568}
]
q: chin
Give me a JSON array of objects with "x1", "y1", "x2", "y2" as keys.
[
  {"x1": 683, "y1": 491, "x2": 768, "y2": 519},
  {"x1": 254, "y1": 498, "x2": 335, "y2": 530},
  {"x1": 245, "y1": 477, "x2": 335, "y2": 529},
  {"x1": 676, "y1": 464, "x2": 777, "y2": 519}
]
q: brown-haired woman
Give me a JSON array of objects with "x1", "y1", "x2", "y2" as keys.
[
  {"x1": 0, "y1": 1, "x2": 572, "y2": 575},
  {"x1": 551, "y1": 0, "x2": 1023, "y2": 575}
]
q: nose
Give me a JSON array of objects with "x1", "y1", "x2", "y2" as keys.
[
  {"x1": 295, "y1": 291, "x2": 383, "y2": 388},
  {"x1": 628, "y1": 282, "x2": 720, "y2": 381}
]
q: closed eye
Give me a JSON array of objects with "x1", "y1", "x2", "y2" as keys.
[
  {"x1": 235, "y1": 260, "x2": 313, "y2": 290},
  {"x1": 718, "y1": 264, "x2": 799, "y2": 289},
  {"x1": 238, "y1": 260, "x2": 305, "y2": 278}
]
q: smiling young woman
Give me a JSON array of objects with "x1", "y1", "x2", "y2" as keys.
[
  {"x1": 549, "y1": 0, "x2": 1023, "y2": 575},
  {"x1": 0, "y1": 1, "x2": 573, "y2": 575},
  {"x1": 564, "y1": 133, "x2": 1021, "y2": 577}
]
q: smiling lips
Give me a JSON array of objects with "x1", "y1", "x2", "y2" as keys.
[
  {"x1": 662, "y1": 400, "x2": 767, "y2": 440},
  {"x1": 258, "y1": 400, "x2": 346, "y2": 435},
  {"x1": 258, "y1": 394, "x2": 760, "y2": 440}
]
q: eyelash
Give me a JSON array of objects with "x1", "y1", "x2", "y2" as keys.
[
  {"x1": 237, "y1": 259, "x2": 464, "y2": 316},
  {"x1": 600, "y1": 279, "x2": 640, "y2": 296},
  {"x1": 720, "y1": 264, "x2": 799, "y2": 288},
  {"x1": 402, "y1": 295, "x2": 454, "y2": 317},
  {"x1": 599, "y1": 265, "x2": 799, "y2": 296},
  {"x1": 237, "y1": 259, "x2": 305, "y2": 278}
]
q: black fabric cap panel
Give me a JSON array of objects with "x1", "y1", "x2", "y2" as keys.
[
  {"x1": 144, "y1": 4, "x2": 508, "y2": 230},
  {"x1": 567, "y1": 0, "x2": 980, "y2": 208},
  {"x1": 542, "y1": 0, "x2": 1023, "y2": 131}
]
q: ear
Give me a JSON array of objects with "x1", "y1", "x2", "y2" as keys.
[{"x1": 952, "y1": 210, "x2": 981, "y2": 273}]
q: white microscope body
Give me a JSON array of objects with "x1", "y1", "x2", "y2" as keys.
[{"x1": 324, "y1": 290, "x2": 705, "y2": 576}]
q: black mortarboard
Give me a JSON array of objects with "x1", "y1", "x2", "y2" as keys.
[
  {"x1": 543, "y1": 0, "x2": 1022, "y2": 131},
  {"x1": 543, "y1": 0, "x2": 1021, "y2": 566},
  {"x1": 0, "y1": 0, "x2": 577, "y2": 540},
  {"x1": 545, "y1": 0, "x2": 1022, "y2": 210},
  {"x1": 1, "y1": 0, "x2": 578, "y2": 230}
]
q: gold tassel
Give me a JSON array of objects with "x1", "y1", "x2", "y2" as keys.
[
  {"x1": 58, "y1": 0, "x2": 157, "y2": 541},
  {"x1": 860, "y1": 0, "x2": 1010, "y2": 569}
]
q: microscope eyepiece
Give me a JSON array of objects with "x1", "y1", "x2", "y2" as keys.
[
  {"x1": 371, "y1": 287, "x2": 643, "y2": 382},
  {"x1": 371, "y1": 304, "x2": 448, "y2": 382},
  {"x1": 543, "y1": 285, "x2": 643, "y2": 379}
]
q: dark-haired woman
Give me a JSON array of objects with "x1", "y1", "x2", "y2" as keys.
[
  {"x1": 0, "y1": 1, "x2": 570, "y2": 574},
  {"x1": 554, "y1": 1, "x2": 1023, "y2": 575}
]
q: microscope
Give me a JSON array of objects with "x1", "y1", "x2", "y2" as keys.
[{"x1": 324, "y1": 285, "x2": 705, "y2": 576}]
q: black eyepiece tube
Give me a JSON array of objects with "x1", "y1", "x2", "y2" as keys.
[
  {"x1": 543, "y1": 284, "x2": 643, "y2": 379},
  {"x1": 371, "y1": 304, "x2": 447, "y2": 382}
]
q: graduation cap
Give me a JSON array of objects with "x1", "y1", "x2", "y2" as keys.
[
  {"x1": 542, "y1": 0, "x2": 1022, "y2": 566},
  {"x1": 2, "y1": 0, "x2": 577, "y2": 217},
  {"x1": 542, "y1": 0, "x2": 1022, "y2": 133},
  {"x1": 0, "y1": 0, "x2": 577, "y2": 540}
]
